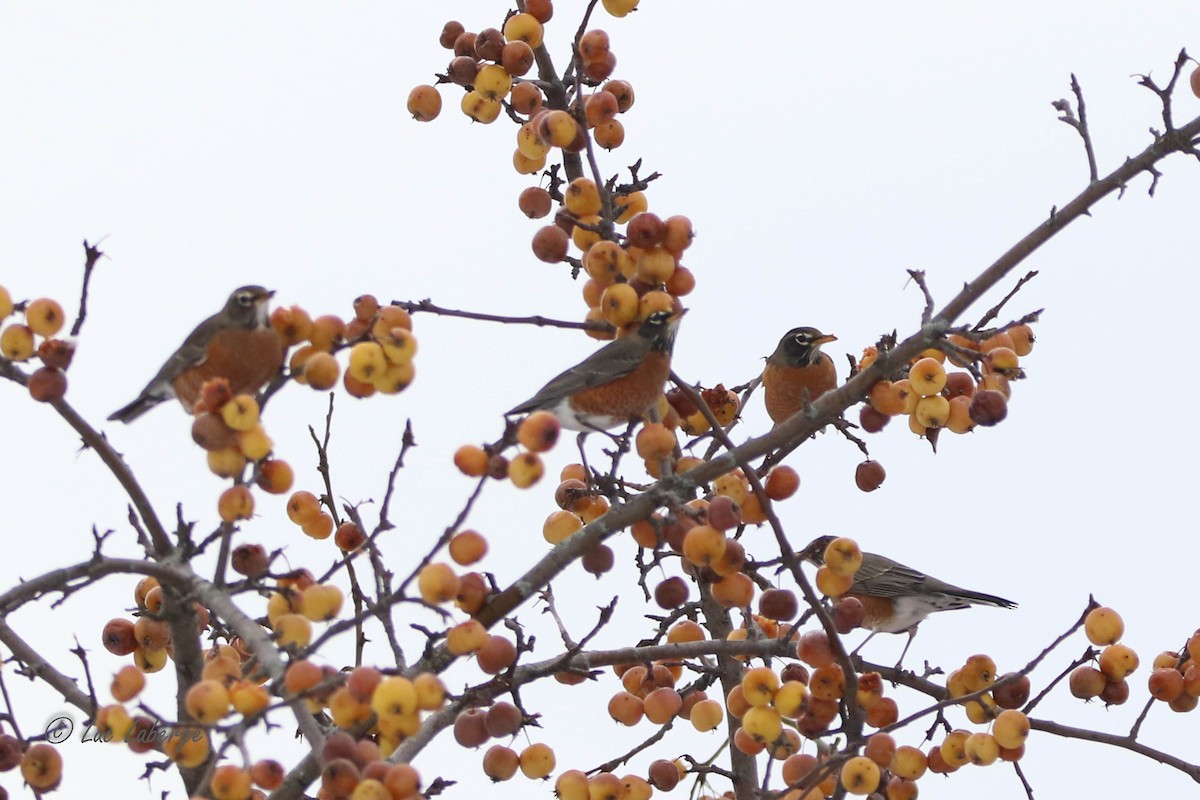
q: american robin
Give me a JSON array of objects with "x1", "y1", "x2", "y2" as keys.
[
  {"x1": 799, "y1": 535, "x2": 1016, "y2": 663},
  {"x1": 108, "y1": 286, "x2": 285, "y2": 423},
  {"x1": 507, "y1": 309, "x2": 685, "y2": 432},
  {"x1": 762, "y1": 327, "x2": 839, "y2": 425}
]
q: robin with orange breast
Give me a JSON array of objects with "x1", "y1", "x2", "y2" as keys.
[
  {"x1": 507, "y1": 309, "x2": 685, "y2": 433},
  {"x1": 108, "y1": 286, "x2": 285, "y2": 423},
  {"x1": 799, "y1": 535, "x2": 1016, "y2": 664},
  {"x1": 762, "y1": 327, "x2": 839, "y2": 425}
]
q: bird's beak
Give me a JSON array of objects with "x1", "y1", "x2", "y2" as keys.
[
  {"x1": 815, "y1": 333, "x2": 837, "y2": 345},
  {"x1": 797, "y1": 537, "x2": 826, "y2": 563},
  {"x1": 670, "y1": 307, "x2": 689, "y2": 323}
]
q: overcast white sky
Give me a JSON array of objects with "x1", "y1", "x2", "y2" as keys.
[{"x1": 2, "y1": 2, "x2": 1198, "y2": 799}]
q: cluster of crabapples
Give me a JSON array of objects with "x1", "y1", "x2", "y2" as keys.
[
  {"x1": 97, "y1": 572, "x2": 448, "y2": 797},
  {"x1": 100, "y1": 570, "x2": 342, "y2": 678},
  {"x1": 278, "y1": 294, "x2": 418, "y2": 401},
  {"x1": 632, "y1": 386, "x2": 738, "y2": 478},
  {"x1": 1069, "y1": 606, "x2": 1139, "y2": 706},
  {"x1": 538, "y1": 184, "x2": 696, "y2": 342},
  {"x1": 1145, "y1": 627, "x2": 1200, "y2": 712},
  {"x1": 101, "y1": 576, "x2": 214, "y2": 675},
  {"x1": 853, "y1": 324, "x2": 1035, "y2": 492},
  {"x1": 930, "y1": 653, "x2": 1034, "y2": 774},
  {"x1": 452, "y1": 705, "x2": 559, "y2": 784},
  {"x1": 602, "y1": 613, "x2": 1032, "y2": 797},
  {"x1": 106, "y1": 629, "x2": 440, "y2": 800},
  {"x1": 663, "y1": 384, "x2": 740, "y2": 438},
  {"x1": 1070, "y1": 605, "x2": 1200, "y2": 712},
  {"x1": 0, "y1": 286, "x2": 74, "y2": 402},
  {"x1": 192, "y1": 377, "x2": 284, "y2": 483},
  {"x1": 657, "y1": 465, "x2": 799, "y2": 587},
  {"x1": 452, "y1": 409, "x2": 563, "y2": 491},
  {"x1": 410, "y1": 558, "x2": 574, "y2": 785},
  {"x1": 407, "y1": 10, "x2": 548, "y2": 128},
  {"x1": 407, "y1": 2, "x2": 637, "y2": 154},
  {"x1": 283, "y1": 489, "x2": 368, "y2": 551},
  {"x1": 728, "y1": 641, "x2": 1034, "y2": 797},
  {"x1": 406, "y1": 8, "x2": 692, "y2": 338},
  {"x1": 311, "y1": 727, "x2": 427, "y2": 800}
]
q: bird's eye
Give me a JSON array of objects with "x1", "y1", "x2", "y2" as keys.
[{"x1": 236, "y1": 292, "x2": 254, "y2": 307}]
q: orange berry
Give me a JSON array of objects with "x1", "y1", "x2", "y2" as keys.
[
  {"x1": 517, "y1": 410, "x2": 561, "y2": 453},
  {"x1": 301, "y1": 512, "x2": 335, "y2": 540},
  {"x1": 448, "y1": 530, "x2": 488, "y2": 565},
  {"x1": 453, "y1": 444, "x2": 490, "y2": 477},
  {"x1": 407, "y1": 84, "x2": 442, "y2": 121},
  {"x1": 764, "y1": 465, "x2": 800, "y2": 500},
  {"x1": 217, "y1": 485, "x2": 255, "y2": 522}
]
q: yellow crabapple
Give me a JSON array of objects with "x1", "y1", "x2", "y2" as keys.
[
  {"x1": 993, "y1": 709, "x2": 1031, "y2": 749},
  {"x1": 823, "y1": 536, "x2": 863, "y2": 576},
  {"x1": 417, "y1": 563, "x2": 460, "y2": 604},
  {"x1": 503, "y1": 12, "x2": 543, "y2": 47},
  {"x1": 601, "y1": 0, "x2": 639, "y2": 17},
  {"x1": 1085, "y1": 606, "x2": 1124, "y2": 646},
  {"x1": 565, "y1": 178, "x2": 603, "y2": 216},
  {"x1": 908, "y1": 356, "x2": 947, "y2": 396},
  {"x1": 474, "y1": 64, "x2": 512, "y2": 100},
  {"x1": 25, "y1": 297, "x2": 65, "y2": 337},
  {"x1": 0, "y1": 324, "x2": 35, "y2": 361},
  {"x1": 185, "y1": 679, "x2": 231, "y2": 724},
  {"x1": 741, "y1": 705, "x2": 783, "y2": 744},
  {"x1": 274, "y1": 613, "x2": 313, "y2": 648},
  {"x1": 965, "y1": 732, "x2": 1000, "y2": 766},
  {"x1": 839, "y1": 756, "x2": 881, "y2": 796},
  {"x1": 461, "y1": 90, "x2": 502, "y2": 123}
]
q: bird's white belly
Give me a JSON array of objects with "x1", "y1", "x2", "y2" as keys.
[{"x1": 870, "y1": 597, "x2": 942, "y2": 633}]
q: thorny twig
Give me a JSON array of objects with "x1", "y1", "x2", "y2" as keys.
[{"x1": 972, "y1": 271, "x2": 1040, "y2": 331}]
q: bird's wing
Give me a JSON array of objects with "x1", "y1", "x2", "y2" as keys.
[
  {"x1": 854, "y1": 555, "x2": 1017, "y2": 608},
  {"x1": 138, "y1": 311, "x2": 227, "y2": 389},
  {"x1": 850, "y1": 557, "x2": 930, "y2": 598},
  {"x1": 507, "y1": 337, "x2": 644, "y2": 415}
]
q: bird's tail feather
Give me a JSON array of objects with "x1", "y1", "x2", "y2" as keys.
[
  {"x1": 960, "y1": 589, "x2": 1017, "y2": 609},
  {"x1": 107, "y1": 394, "x2": 163, "y2": 423}
]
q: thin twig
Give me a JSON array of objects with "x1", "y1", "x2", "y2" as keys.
[
  {"x1": 391, "y1": 298, "x2": 611, "y2": 335},
  {"x1": 70, "y1": 240, "x2": 106, "y2": 337},
  {"x1": 973, "y1": 271, "x2": 1040, "y2": 331},
  {"x1": 1052, "y1": 75, "x2": 1099, "y2": 183}
]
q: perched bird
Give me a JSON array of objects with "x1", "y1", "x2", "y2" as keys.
[
  {"x1": 762, "y1": 327, "x2": 839, "y2": 425},
  {"x1": 799, "y1": 534, "x2": 1016, "y2": 664},
  {"x1": 507, "y1": 309, "x2": 685, "y2": 432},
  {"x1": 108, "y1": 286, "x2": 285, "y2": 423}
]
